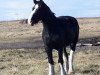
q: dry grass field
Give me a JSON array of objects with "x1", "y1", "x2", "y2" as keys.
[{"x1": 0, "y1": 17, "x2": 100, "y2": 75}]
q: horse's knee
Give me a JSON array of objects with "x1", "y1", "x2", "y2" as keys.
[
  {"x1": 48, "y1": 59, "x2": 54, "y2": 65},
  {"x1": 46, "y1": 49, "x2": 54, "y2": 65},
  {"x1": 58, "y1": 50, "x2": 64, "y2": 65}
]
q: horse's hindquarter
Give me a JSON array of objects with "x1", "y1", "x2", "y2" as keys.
[
  {"x1": 58, "y1": 16, "x2": 79, "y2": 31},
  {"x1": 58, "y1": 16, "x2": 79, "y2": 38}
]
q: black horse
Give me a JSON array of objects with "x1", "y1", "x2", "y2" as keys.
[{"x1": 28, "y1": 0, "x2": 79, "y2": 75}]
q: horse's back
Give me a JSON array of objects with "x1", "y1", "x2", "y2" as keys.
[{"x1": 58, "y1": 16, "x2": 79, "y2": 27}]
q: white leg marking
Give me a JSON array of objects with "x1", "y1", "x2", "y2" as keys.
[
  {"x1": 59, "y1": 63, "x2": 66, "y2": 75},
  {"x1": 49, "y1": 64, "x2": 55, "y2": 75},
  {"x1": 63, "y1": 54, "x2": 68, "y2": 73},
  {"x1": 68, "y1": 50, "x2": 74, "y2": 74},
  {"x1": 28, "y1": 4, "x2": 39, "y2": 24}
]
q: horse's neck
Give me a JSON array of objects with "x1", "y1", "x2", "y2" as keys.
[
  {"x1": 42, "y1": 16, "x2": 59, "y2": 36},
  {"x1": 41, "y1": 10, "x2": 58, "y2": 35},
  {"x1": 42, "y1": 14, "x2": 57, "y2": 27},
  {"x1": 42, "y1": 17, "x2": 57, "y2": 32}
]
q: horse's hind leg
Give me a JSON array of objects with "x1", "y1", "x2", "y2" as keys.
[
  {"x1": 46, "y1": 48, "x2": 55, "y2": 75},
  {"x1": 68, "y1": 50, "x2": 74, "y2": 75},
  {"x1": 63, "y1": 47, "x2": 69, "y2": 73},
  {"x1": 68, "y1": 44, "x2": 76, "y2": 74},
  {"x1": 58, "y1": 49, "x2": 66, "y2": 75}
]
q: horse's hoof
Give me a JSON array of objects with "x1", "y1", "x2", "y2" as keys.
[{"x1": 68, "y1": 71, "x2": 75, "y2": 75}]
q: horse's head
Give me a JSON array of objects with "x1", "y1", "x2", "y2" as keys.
[{"x1": 28, "y1": 0, "x2": 45, "y2": 26}]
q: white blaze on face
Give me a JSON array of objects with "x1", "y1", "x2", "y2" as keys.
[{"x1": 28, "y1": 4, "x2": 39, "y2": 25}]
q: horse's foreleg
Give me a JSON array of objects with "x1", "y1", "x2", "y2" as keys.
[
  {"x1": 46, "y1": 49, "x2": 55, "y2": 75},
  {"x1": 49, "y1": 63, "x2": 55, "y2": 75},
  {"x1": 58, "y1": 50, "x2": 66, "y2": 75}
]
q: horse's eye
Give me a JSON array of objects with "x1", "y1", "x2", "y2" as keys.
[{"x1": 32, "y1": 6, "x2": 35, "y2": 11}]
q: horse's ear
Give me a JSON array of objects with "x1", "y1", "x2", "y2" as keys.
[
  {"x1": 33, "y1": 0, "x2": 42, "y2": 4},
  {"x1": 39, "y1": 0, "x2": 42, "y2": 2},
  {"x1": 33, "y1": 0, "x2": 37, "y2": 4}
]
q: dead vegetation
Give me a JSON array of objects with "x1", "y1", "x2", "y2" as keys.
[
  {"x1": 0, "y1": 48, "x2": 100, "y2": 75},
  {"x1": 0, "y1": 17, "x2": 100, "y2": 75}
]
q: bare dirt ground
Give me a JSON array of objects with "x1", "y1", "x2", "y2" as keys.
[{"x1": 0, "y1": 18, "x2": 100, "y2": 75}]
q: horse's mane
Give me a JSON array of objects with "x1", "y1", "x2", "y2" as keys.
[{"x1": 41, "y1": 1, "x2": 55, "y2": 17}]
